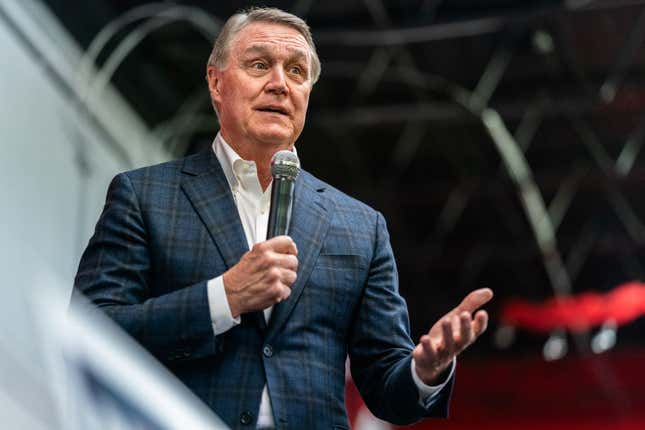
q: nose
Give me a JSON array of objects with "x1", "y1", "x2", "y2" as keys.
[{"x1": 265, "y1": 66, "x2": 288, "y2": 95}]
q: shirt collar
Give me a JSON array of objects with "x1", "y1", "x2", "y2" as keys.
[
  {"x1": 211, "y1": 132, "x2": 300, "y2": 191},
  {"x1": 212, "y1": 132, "x2": 242, "y2": 189}
]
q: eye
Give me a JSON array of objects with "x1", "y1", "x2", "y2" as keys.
[
  {"x1": 289, "y1": 65, "x2": 303, "y2": 75},
  {"x1": 251, "y1": 61, "x2": 268, "y2": 70}
]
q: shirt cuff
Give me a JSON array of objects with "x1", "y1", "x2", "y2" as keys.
[
  {"x1": 206, "y1": 275, "x2": 241, "y2": 335},
  {"x1": 411, "y1": 357, "x2": 456, "y2": 406}
]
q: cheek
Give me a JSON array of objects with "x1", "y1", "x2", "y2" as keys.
[
  {"x1": 223, "y1": 77, "x2": 253, "y2": 107},
  {"x1": 299, "y1": 87, "x2": 311, "y2": 106},
  {"x1": 294, "y1": 91, "x2": 310, "y2": 118}
]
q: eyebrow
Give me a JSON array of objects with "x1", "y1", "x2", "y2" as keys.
[{"x1": 242, "y1": 44, "x2": 309, "y2": 63}]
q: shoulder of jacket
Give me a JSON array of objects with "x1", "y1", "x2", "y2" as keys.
[
  {"x1": 120, "y1": 151, "x2": 205, "y2": 182},
  {"x1": 299, "y1": 169, "x2": 379, "y2": 218}
]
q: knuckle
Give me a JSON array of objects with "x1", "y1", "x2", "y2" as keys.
[
  {"x1": 282, "y1": 235, "x2": 293, "y2": 244},
  {"x1": 273, "y1": 280, "x2": 283, "y2": 291},
  {"x1": 284, "y1": 270, "x2": 297, "y2": 286},
  {"x1": 268, "y1": 267, "x2": 281, "y2": 281},
  {"x1": 269, "y1": 284, "x2": 282, "y2": 300},
  {"x1": 258, "y1": 254, "x2": 270, "y2": 269}
]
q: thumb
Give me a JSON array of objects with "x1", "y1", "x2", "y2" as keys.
[{"x1": 456, "y1": 288, "x2": 493, "y2": 314}]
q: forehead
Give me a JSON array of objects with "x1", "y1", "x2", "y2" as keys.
[{"x1": 231, "y1": 21, "x2": 310, "y2": 58}]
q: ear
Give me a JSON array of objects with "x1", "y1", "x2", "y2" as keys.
[{"x1": 207, "y1": 66, "x2": 223, "y2": 103}]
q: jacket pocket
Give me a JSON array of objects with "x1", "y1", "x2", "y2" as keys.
[{"x1": 315, "y1": 253, "x2": 367, "y2": 271}]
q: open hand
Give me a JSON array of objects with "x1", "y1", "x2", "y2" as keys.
[{"x1": 412, "y1": 288, "x2": 493, "y2": 385}]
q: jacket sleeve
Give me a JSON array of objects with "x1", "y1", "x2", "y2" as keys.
[
  {"x1": 347, "y1": 211, "x2": 454, "y2": 425},
  {"x1": 72, "y1": 173, "x2": 220, "y2": 363}
]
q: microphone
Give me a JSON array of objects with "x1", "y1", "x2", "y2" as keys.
[{"x1": 266, "y1": 150, "x2": 300, "y2": 239}]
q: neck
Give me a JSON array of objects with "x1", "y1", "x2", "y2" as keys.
[{"x1": 220, "y1": 130, "x2": 292, "y2": 191}]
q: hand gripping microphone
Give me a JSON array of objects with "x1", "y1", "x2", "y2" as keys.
[{"x1": 266, "y1": 150, "x2": 300, "y2": 239}]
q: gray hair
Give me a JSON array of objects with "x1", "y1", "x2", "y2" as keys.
[{"x1": 207, "y1": 7, "x2": 321, "y2": 84}]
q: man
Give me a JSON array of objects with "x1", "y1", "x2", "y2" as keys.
[{"x1": 74, "y1": 7, "x2": 492, "y2": 430}]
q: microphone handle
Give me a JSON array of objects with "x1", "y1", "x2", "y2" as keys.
[{"x1": 266, "y1": 176, "x2": 296, "y2": 239}]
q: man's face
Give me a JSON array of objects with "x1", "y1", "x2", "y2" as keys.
[{"x1": 208, "y1": 22, "x2": 313, "y2": 150}]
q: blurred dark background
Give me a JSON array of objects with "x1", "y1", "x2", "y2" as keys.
[{"x1": 42, "y1": 0, "x2": 645, "y2": 359}]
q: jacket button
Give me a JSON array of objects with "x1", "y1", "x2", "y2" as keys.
[
  {"x1": 239, "y1": 411, "x2": 252, "y2": 425},
  {"x1": 263, "y1": 345, "x2": 273, "y2": 358}
]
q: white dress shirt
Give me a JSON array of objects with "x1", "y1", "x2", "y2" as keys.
[{"x1": 205, "y1": 133, "x2": 453, "y2": 428}]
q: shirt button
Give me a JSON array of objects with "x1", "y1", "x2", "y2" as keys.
[
  {"x1": 263, "y1": 344, "x2": 273, "y2": 358},
  {"x1": 239, "y1": 411, "x2": 252, "y2": 425}
]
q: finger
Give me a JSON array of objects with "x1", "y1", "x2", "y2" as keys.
[
  {"x1": 412, "y1": 336, "x2": 429, "y2": 362},
  {"x1": 268, "y1": 252, "x2": 299, "y2": 271},
  {"x1": 452, "y1": 314, "x2": 462, "y2": 340},
  {"x1": 441, "y1": 318, "x2": 456, "y2": 357},
  {"x1": 281, "y1": 268, "x2": 298, "y2": 286},
  {"x1": 412, "y1": 342, "x2": 424, "y2": 361},
  {"x1": 272, "y1": 282, "x2": 292, "y2": 303},
  {"x1": 418, "y1": 335, "x2": 438, "y2": 363},
  {"x1": 280, "y1": 284, "x2": 292, "y2": 301},
  {"x1": 458, "y1": 311, "x2": 473, "y2": 350},
  {"x1": 472, "y1": 309, "x2": 489, "y2": 336},
  {"x1": 265, "y1": 235, "x2": 298, "y2": 255},
  {"x1": 456, "y1": 288, "x2": 493, "y2": 314}
]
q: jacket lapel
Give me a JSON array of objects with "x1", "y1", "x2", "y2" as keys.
[
  {"x1": 266, "y1": 172, "x2": 333, "y2": 342},
  {"x1": 181, "y1": 150, "x2": 268, "y2": 332},
  {"x1": 180, "y1": 151, "x2": 331, "y2": 336},
  {"x1": 180, "y1": 149, "x2": 249, "y2": 270}
]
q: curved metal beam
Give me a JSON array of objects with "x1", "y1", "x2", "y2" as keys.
[{"x1": 80, "y1": 5, "x2": 220, "y2": 114}]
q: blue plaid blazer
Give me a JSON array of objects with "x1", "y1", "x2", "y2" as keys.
[{"x1": 74, "y1": 148, "x2": 453, "y2": 429}]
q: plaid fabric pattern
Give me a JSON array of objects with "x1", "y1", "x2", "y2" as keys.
[{"x1": 74, "y1": 148, "x2": 452, "y2": 429}]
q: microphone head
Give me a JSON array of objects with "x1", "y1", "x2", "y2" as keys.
[{"x1": 271, "y1": 150, "x2": 300, "y2": 180}]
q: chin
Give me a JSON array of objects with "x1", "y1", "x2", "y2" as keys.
[{"x1": 253, "y1": 128, "x2": 294, "y2": 146}]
